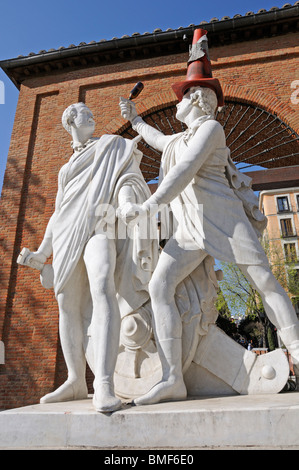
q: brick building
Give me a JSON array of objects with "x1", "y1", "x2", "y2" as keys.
[
  {"x1": 0, "y1": 4, "x2": 298, "y2": 409},
  {"x1": 260, "y1": 187, "x2": 299, "y2": 314}
]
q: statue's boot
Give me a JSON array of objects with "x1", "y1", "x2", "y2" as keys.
[
  {"x1": 40, "y1": 379, "x2": 88, "y2": 404},
  {"x1": 93, "y1": 381, "x2": 122, "y2": 413},
  {"x1": 134, "y1": 338, "x2": 187, "y2": 406}
]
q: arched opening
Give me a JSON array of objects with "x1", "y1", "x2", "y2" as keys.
[{"x1": 118, "y1": 100, "x2": 299, "y2": 182}]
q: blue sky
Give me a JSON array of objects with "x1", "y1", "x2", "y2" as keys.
[{"x1": 0, "y1": 0, "x2": 292, "y2": 193}]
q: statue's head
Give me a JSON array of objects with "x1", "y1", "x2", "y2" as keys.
[
  {"x1": 62, "y1": 102, "x2": 95, "y2": 138},
  {"x1": 190, "y1": 87, "x2": 218, "y2": 115},
  {"x1": 176, "y1": 86, "x2": 218, "y2": 124}
]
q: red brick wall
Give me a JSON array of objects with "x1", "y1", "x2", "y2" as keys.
[{"x1": 0, "y1": 31, "x2": 298, "y2": 409}]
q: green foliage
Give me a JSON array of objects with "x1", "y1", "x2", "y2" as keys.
[
  {"x1": 215, "y1": 288, "x2": 230, "y2": 318},
  {"x1": 214, "y1": 231, "x2": 299, "y2": 348},
  {"x1": 267, "y1": 326, "x2": 276, "y2": 351},
  {"x1": 287, "y1": 266, "x2": 299, "y2": 303},
  {"x1": 238, "y1": 316, "x2": 262, "y2": 348},
  {"x1": 215, "y1": 288, "x2": 238, "y2": 338},
  {"x1": 216, "y1": 261, "x2": 277, "y2": 349},
  {"x1": 216, "y1": 314, "x2": 238, "y2": 338},
  {"x1": 218, "y1": 262, "x2": 253, "y2": 314}
]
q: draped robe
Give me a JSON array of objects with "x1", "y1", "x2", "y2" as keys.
[{"x1": 51, "y1": 134, "x2": 158, "y2": 316}]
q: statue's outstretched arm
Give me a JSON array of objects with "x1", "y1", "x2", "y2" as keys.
[
  {"x1": 144, "y1": 120, "x2": 223, "y2": 210},
  {"x1": 118, "y1": 120, "x2": 223, "y2": 224},
  {"x1": 119, "y1": 97, "x2": 171, "y2": 152}
]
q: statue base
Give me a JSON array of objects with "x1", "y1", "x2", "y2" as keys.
[{"x1": 1, "y1": 392, "x2": 299, "y2": 449}]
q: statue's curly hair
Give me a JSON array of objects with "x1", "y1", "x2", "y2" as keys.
[
  {"x1": 62, "y1": 102, "x2": 92, "y2": 133},
  {"x1": 189, "y1": 87, "x2": 218, "y2": 116}
]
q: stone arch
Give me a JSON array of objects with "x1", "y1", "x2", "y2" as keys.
[
  {"x1": 222, "y1": 83, "x2": 299, "y2": 135},
  {"x1": 105, "y1": 85, "x2": 299, "y2": 181},
  {"x1": 108, "y1": 85, "x2": 298, "y2": 182}
]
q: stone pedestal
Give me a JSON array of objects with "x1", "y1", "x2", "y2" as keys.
[{"x1": 1, "y1": 393, "x2": 299, "y2": 449}]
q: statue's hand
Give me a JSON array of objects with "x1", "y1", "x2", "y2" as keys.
[
  {"x1": 119, "y1": 97, "x2": 138, "y2": 122},
  {"x1": 117, "y1": 202, "x2": 147, "y2": 225},
  {"x1": 18, "y1": 247, "x2": 48, "y2": 270},
  {"x1": 26, "y1": 251, "x2": 48, "y2": 269}
]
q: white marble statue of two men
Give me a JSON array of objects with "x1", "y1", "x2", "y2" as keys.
[
  {"x1": 119, "y1": 86, "x2": 299, "y2": 406},
  {"x1": 26, "y1": 102, "x2": 157, "y2": 412}
]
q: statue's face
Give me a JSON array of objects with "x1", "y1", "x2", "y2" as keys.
[
  {"x1": 73, "y1": 105, "x2": 95, "y2": 135},
  {"x1": 175, "y1": 88, "x2": 199, "y2": 123}
]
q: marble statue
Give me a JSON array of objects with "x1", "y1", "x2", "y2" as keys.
[
  {"x1": 17, "y1": 29, "x2": 299, "y2": 412},
  {"x1": 118, "y1": 28, "x2": 299, "y2": 406},
  {"x1": 18, "y1": 102, "x2": 158, "y2": 412}
]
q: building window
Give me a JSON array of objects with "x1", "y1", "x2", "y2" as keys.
[
  {"x1": 280, "y1": 218, "x2": 296, "y2": 238},
  {"x1": 284, "y1": 243, "x2": 297, "y2": 263},
  {"x1": 277, "y1": 196, "x2": 290, "y2": 213},
  {"x1": 296, "y1": 194, "x2": 299, "y2": 211}
]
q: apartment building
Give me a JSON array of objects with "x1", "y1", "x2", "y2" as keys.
[{"x1": 259, "y1": 187, "x2": 299, "y2": 315}]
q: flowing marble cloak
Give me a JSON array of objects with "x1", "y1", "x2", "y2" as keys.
[{"x1": 51, "y1": 134, "x2": 158, "y2": 317}]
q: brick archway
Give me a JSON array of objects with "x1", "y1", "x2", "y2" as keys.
[
  {"x1": 108, "y1": 85, "x2": 299, "y2": 136},
  {"x1": 222, "y1": 84, "x2": 299, "y2": 136},
  {"x1": 110, "y1": 88, "x2": 299, "y2": 182}
]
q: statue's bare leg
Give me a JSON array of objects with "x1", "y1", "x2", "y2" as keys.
[
  {"x1": 40, "y1": 259, "x2": 89, "y2": 404},
  {"x1": 84, "y1": 235, "x2": 122, "y2": 412},
  {"x1": 238, "y1": 263, "x2": 299, "y2": 368},
  {"x1": 134, "y1": 237, "x2": 207, "y2": 406}
]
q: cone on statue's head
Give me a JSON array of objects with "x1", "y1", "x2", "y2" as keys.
[{"x1": 172, "y1": 29, "x2": 224, "y2": 107}]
